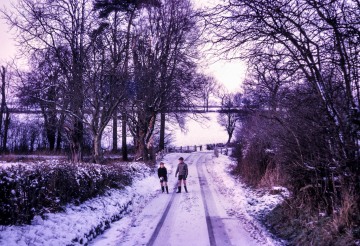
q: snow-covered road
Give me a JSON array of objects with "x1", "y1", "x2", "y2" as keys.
[{"x1": 91, "y1": 152, "x2": 278, "y2": 246}]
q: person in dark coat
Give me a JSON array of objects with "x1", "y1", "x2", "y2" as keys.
[
  {"x1": 175, "y1": 157, "x2": 188, "y2": 193},
  {"x1": 158, "y1": 162, "x2": 168, "y2": 193}
]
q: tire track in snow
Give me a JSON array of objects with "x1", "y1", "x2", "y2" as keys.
[
  {"x1": 203, "y1": 155, "x2": 274, "y2": 245},
  {"x1": 148, "y1": 152, "x2": 231, "y2": 246},
  {"x1": 197, "y1": 153, "x2": 217, "y2": 246},
  {"x1": 198, "y1": 153, "x2": 240, "y2": 246},
  {"x1": 147, "y1": 155, "x2": 195, "y2": 246}
]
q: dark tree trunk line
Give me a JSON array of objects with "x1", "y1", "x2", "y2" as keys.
[
  {"x1": 159, "y1": 112, "x2": 166, "y2": 151},
  {"x1": 0, "y1": 66, "x2": 5, "y2": 147},
  {"x1": 112, "y1": 108, "x2": 118, "y2": 152},
  {"x1": 121, "y1": 113, "x2": 128, "y2": 160},
  {"x1": 0, "y1": 66, "x2": 10, "y2": 152}
]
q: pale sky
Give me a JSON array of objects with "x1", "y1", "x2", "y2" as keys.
[
  {"x1": 172, "y1": 113, "x2": 228, "y2": 146},
  {"x1": 0, "y1": 2, "x2": 17, "y2": 63},
  {"x1": 194, "y1": 0, "x2": 247, "y2": 93}
]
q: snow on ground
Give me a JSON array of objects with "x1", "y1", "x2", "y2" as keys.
[
  {"x1": 0, "y1": 152, "x2": 286, "y2": 245},
  {"x1": 0, "y1": 155, "x2": 66, "y2": 169},
  {"x1": 0, "y1": 161, "x2": 20, "y2": 169},
  {"x1": 0, "y1": 161, "x2": 162, "y2": 246},
  {"x1": 92, "y1": 152, "x2": 286, "y2": 246},
  {"x1": 205, "y1": 154, "x2": 288, "y2": 245},
  {"x1": 90, "y1": 153, "x2": 190, "y2": 245}
]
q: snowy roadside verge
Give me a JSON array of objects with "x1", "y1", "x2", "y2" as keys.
[
  {"x1": 0, "y1": 161, "x2": 158, "y2": 246},
  {"x1": 207, "y1": 154, "x2": 288, "y2": 245}
]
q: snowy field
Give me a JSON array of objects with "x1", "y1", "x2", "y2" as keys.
[{"x1": 0, "y1": 152, "x2": 287, "y2": 245}]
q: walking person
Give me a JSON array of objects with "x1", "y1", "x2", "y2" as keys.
[
  {"x1": 158, "y1": 162, "x2": 169, "y2": 194},
  {"x1": 175, "y1": 157, "x2": 188, "y2": 193}
]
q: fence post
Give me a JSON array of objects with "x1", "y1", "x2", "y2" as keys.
[{"x1": 214, "y1": 147, "x2": 219, "y2": 157}]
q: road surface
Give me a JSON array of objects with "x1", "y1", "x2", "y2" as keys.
[{"x1": 91, "y1": 152, "x2": 272, "y2": 246}]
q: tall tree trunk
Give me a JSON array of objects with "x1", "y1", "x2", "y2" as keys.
[
  {"x1": 56, "y1": 129, "x2": 62, "y2": 151},
  {"x1": 69, "y1": 95, "x2": 84, "y2": 162},
  {"x1": 122, "y1": 112, "x2": 128, "y2": 161},
  {"x1": 2, "y1": 109, "x2": 10, "y2": 152},
  {"x1": 93, "y1": 133, "x2": 102, "y2": 163},
  {"x1": 227, "y1": 114, "x2": 234, "y2": 144},
  {"x1": 144, "y1": 113, "x2": 156, "y2": 162},
  {"x1": 47, "y1": 126, "x2": 56, "y2": 151},
  {"x1": 112, "y1": 108, "x2": 118, "y2": 152},
  {"x1": 69, "y1": 0, "x2": 85, "y2": 163},
  {"x1": 136, "y1": 130, "x2": 148, "y2": 161},
  {"x1": 30, "y1": 131, "x2": 36, "y2": 152},
  {"x1": 44, "y1": 110, "x2": 57, "y2": 151},
  {"x1": 0, "y1": 66, "x2": 6, "y2": 151},
  {"x1": 159, "y1": 112, "x2": 166, "y2": 151},
  {"x1": 70, "y1": 119, "x2": 83, "y2": 163},
  {"x1": 227, "y1": 131, "x2": 233, "y2": 144},
  {"x1": 121, "y1": 10, "x2": 135, "y2": 162},
  {"x1": 135, "y1": 112, "x2": 156, "y2": 162},
  {"x1": 56, "y1": 113, "x2": 66, "y2": 152}
]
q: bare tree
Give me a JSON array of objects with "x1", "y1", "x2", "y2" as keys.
[
  {"x1": 83, "y1": 20, "x2": 128, "y2": 163},
  {"x1": 4, "y1": 0, "x2": 128, "y2": 162},
  {"x1": 244, "y1": 50, "x2": 297, "y2": 112},
  {"x1": 0, "y1": 66, "x2": 10, "y2": 152},
  {"x1": 208, "y1": 0, "x2": 360, "y2": 159},
  {"x1": 125, "y1": 0, "x2": 204, "y2": 161},
  {"x1": 3, "y1": 0, "x2": 97, "y2": 162},
  {"x1": 199, "y1": 75, "x2": 218, "y2": 112},
  {"x1": 18, "y1": 50, "x2": 66, "y2": 152},
  {"x1": 217, "y1": 91, "x2": 242, "y2": 144},
  {"x1": 93, "y1": 0, "x2": 161, "y2": 160}
]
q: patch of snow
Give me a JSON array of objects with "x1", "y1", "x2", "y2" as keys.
[
  {"x1": 0, "y1": 161, "x2": 157, "y2": 246},
  {"x1": 206, "y1": 154, "x2": 286, "y2": 245},
  {"x1": 265, "y1": 148, "x2": 274, "y2": 153}
]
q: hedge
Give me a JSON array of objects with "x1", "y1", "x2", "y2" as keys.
[{"x1": 0, "y1": 161, "x2": 131, "y2": 225}]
